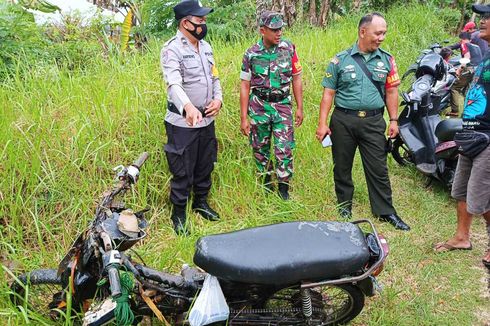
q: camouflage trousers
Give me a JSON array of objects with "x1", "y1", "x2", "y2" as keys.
[{"x1": 248, "y1": 96, "x2": 295, "y2": 182}]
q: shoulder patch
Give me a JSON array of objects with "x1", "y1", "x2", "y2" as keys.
[
  {"x1": 163, "y1": 36, "x2": 177, "y2": 47},
  {"x1": 336, "y1": 50, "x2": 349, "y2": 57},
  {"x1": 379, "y1": 48, "x2": 393, "y2": 58},
  {"x1": 278, "y1": 39, "x2": 293, "y2": 50},
  {"x1": 330, "y1": 56, "x2": 340, "y2": 65},
  {"x1": 201, "y1": 39, "x2": 212, "y2": 50}
]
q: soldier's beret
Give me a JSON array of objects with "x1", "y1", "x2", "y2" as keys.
[{"x1": 259, "y1": 10, "x2": 284, "y2": 29}]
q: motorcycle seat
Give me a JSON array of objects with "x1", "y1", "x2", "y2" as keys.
[
  {"x1": 193, "y1": 221, "x2": 370, "y2": 285},
  {"x1": 435, "y1": 118, "x2": 462, "y2": 142}
]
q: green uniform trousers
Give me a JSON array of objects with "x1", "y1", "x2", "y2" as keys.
[{"x1": 330, "y1": 109, "x2": 396, "y2": 215}]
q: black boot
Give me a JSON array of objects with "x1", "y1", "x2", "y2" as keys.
[
  {"x1": 171, "y1": 204, "x2": 189, "y2": 236},
  {"x1": 192, "y1": 197, "x2": 220, "y2": 221},
  {"x1": 263, "y1": 173, "x2": 274, "y2": 192},
  {"x1": 338, "y1": 205, "x2": 352, "y2": 219},
  {"x1": 278, "y1": 182, "x2": 289, "y2": 200},
  {"x1": 379, "y1": 213, "x2": 410, "y2": 231}
]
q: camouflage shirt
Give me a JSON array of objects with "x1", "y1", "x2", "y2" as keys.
[{"x1": 240, "y1": 38, "x2": 302, "y2": 96}]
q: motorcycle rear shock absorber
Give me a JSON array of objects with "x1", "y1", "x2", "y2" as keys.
[{"x1": 301, "y1": 288, "x2": 313, "y2": 323}]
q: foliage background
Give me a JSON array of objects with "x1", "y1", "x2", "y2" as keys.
[{"x1": 0, "y1": 0, "x2": 489, "y2": 325}]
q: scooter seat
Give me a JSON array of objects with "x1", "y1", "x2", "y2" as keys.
[
  {"x1": 435, "y1": 118, "x2": 462, "y2": 142},
  {"x1": 193, "y1": 221, "x2": 370, "y2": 285}
]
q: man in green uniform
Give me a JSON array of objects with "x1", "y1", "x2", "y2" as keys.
[
  {"x1": 240, "y1": 11, "x2": 303, "y2": 200},
  {"x1": 316, "y1": 12, "x2": 410, "y2": 231}
]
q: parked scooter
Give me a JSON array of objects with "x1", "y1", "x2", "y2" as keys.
[
  {"x1": 400, "y1": 42, "x2": 464, "y2": 115},
  {"x1": 10, "y1": 153, "x2": 389, "y2": 326},
  {"x1": 391, "y1": 52, "x2": 463, "y2": 189}
]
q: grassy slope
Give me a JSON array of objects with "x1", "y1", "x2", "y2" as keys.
[{"x1": 1, "y1": 4, "x2": 488, "y2": 325}]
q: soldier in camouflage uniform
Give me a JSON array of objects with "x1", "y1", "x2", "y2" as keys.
[{"x1": 239, "y1": 11, "x2": 303, "y2": 200}]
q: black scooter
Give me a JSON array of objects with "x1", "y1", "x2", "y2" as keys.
[{"x1": 391, "y1": 52, "x2": 463, "y2": 189}]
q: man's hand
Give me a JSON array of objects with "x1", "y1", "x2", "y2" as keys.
[
  {"x1": 240, "y1": 118, "x2": 251, "y2": 136},
  {"x1": 388, "y1": 121, "x2": 399, "y2": 138},
  {"x1": 184, "y1": 103, "x2": 203, "y2": 127},
  {"x1": 205, "y1": 99, "x2": 222, "y2": 117},
  {"x1": 316, "y1": 124, "x2": 332, "y2": 142},
  {"x1": 295, "y1": 108, "x2": 304, "y2": 127}
]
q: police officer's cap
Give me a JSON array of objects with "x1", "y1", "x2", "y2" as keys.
[
  {"x1": 259, "y1": 10, "x2": 284, "y2": 29},
  {"x1": 472, "y1": 3, "x2": 490, "y2": 14},
  {"x1": 174, "y1": 0, "x2": 213, "y2": 20}
]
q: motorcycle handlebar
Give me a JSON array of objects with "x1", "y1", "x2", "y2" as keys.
[
  {"x1": 133, "y1": 152, "x2": 149, "y2": 170},
  {"x1": 107, "y1": 265, "x2": 122, "y2": 298}
]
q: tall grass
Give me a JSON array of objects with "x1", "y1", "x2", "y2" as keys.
[{"x1": 1, "y1": 4, "x2": 488, "y2": 325}]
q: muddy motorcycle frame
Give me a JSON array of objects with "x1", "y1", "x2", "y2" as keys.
[{"x1": 10, "y1": 153, "x2": 388, "y2": 326}]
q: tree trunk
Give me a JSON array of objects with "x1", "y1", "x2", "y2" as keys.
[
  {"x1": 282, "y1": 0, "x2": 296, "y2": 27},
  {"x1": 352, "y1": 0, "x2": 362, "y2": 12},
  {"x1": 296, "y1": 0, "x2": 303, "y2": 22},
  {"x1": 258, "y1": 0, "x2": 297, "y2": 27},
  {"x1": 308, "y1": 0, "x2": 317, "y2": 25},
  {"x1": 318, "y1": 0, "x2": 331, "y2": 27},
  {"x1": 256, "y1": 0, "x2": 268, "y2": 27},
  {"x1": 271, "y1": 0, "x2": 281, "y2": 11}
]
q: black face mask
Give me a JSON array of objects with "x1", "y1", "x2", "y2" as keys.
[{"x1": 184, "y1": 20, "x2": 207, "y2": 40}]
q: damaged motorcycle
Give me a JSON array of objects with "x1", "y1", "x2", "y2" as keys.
[{"x1": 10, "y1": 153, "x2": 389, "y2": 325}]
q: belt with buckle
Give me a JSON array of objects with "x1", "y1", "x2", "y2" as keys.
[
  {"x1": 168, "y1": 102, "x2": 206, "y2": 117},
  {"x1": 252, "y1": 89, "x2": 290, "y2": 103},
  {"x1": 335, "y1": 106, "x2": 384, "y2": 118}
]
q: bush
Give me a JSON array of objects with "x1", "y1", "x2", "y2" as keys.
[
  {"x1": 0, "y1": 2, "x2": 47, "y2": 78},
  {"x1": 141, "y1": 0, "x2": 255, "y2": 40}
]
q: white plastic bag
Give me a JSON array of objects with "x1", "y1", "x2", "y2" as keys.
[{"x1": 188, "y1": 274, "x2": 229, "y2": 326}]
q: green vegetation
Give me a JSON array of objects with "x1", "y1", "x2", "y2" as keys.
[{"x1": 0, "y1": 3, "x2": 488, "y2": 326}]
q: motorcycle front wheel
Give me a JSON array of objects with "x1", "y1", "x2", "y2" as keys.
[
  {"x1": 10, "y1": 268, "x2": 65, "y2": 320},
  {"x1": 261, "y1": 284, "x2": 365, "y2": 325},
  {"x1": 391, "y1": 138, "x2": 414, "y2": 166}
]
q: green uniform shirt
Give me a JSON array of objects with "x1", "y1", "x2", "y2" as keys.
[{"x1": 322, "y1": 43, "x2": 400, "y2": 110}]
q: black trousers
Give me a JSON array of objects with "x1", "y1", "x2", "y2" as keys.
[
  {"x1": 164, "y1": 122, "x2": 217, "y2": 206},
  {"x1": 330, "y1": 109, "x2": 395, "y2": 215}
]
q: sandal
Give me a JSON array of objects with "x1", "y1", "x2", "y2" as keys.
[{"x1": 433, "y1": 242, "x2": 473, "y2": 252}]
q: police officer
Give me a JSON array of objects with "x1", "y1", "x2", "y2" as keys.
[
  {"x1": 161, "y1": 0, "x2": 223, "y2": 235},
  {"x1": 240, "y1": 11, "x2": 303, "y2": 200},
  {"x1": 316, "y1": 12, "x2": 410, "y2": 231}
]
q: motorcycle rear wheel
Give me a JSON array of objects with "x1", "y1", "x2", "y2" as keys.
[
  {"x1": 260, "y1": 284, "x2": 364, "y2": 325},
  {"x1": 391, "y1": 138, "x2": 414, "y2": 166},
  {"x1": 10, "y1": 268, "x2": 65, "y2": 319}
]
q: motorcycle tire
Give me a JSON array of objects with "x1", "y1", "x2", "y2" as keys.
[
  {"x1": 259, "y1": 284, "x2": 364, "y2": 326},
  {"x1": 313, "y1": 284, "x2": 365, "y2": 325},
  {"x1": 10, "y1": 268, "x2": 64, "y2": 320},
  {"x1": 391, "y1": 138, "x2": 414, "y2": 166}
]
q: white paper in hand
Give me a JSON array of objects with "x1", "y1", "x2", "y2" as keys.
[{"x1": 322, "y1": 134, "x2": 332, "y2": 147}]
